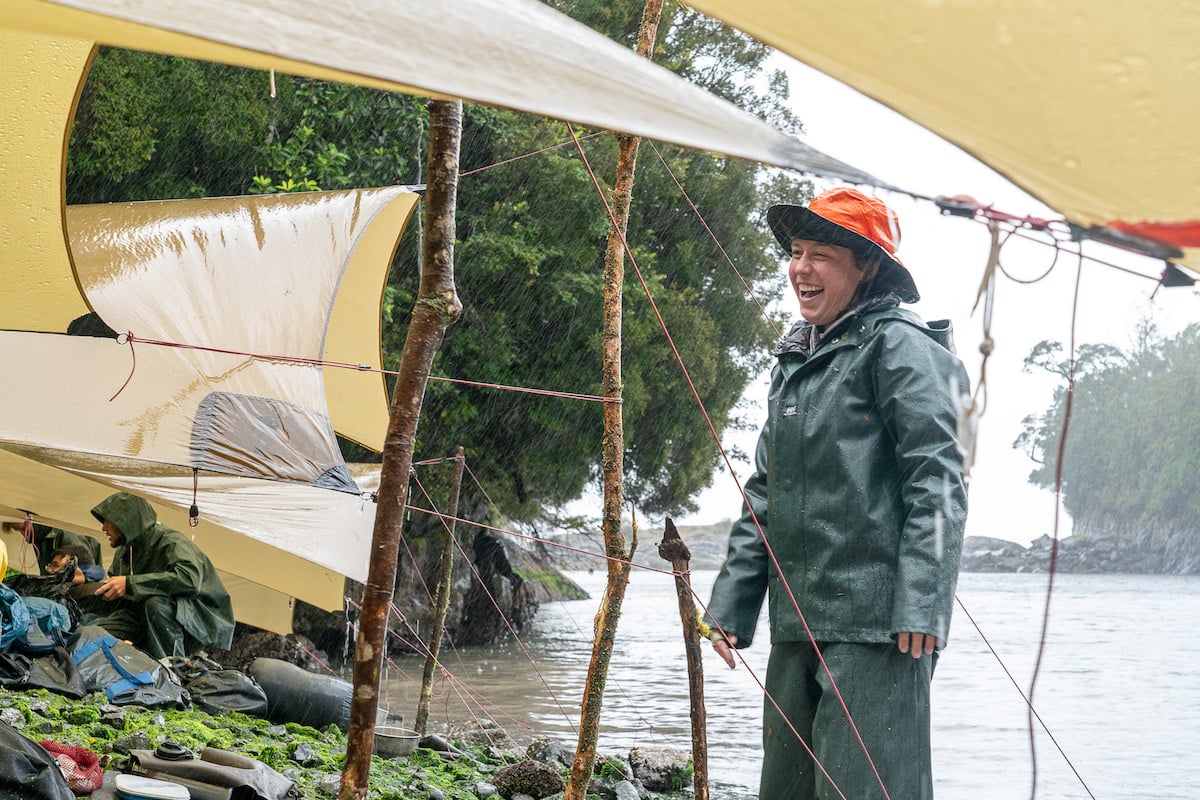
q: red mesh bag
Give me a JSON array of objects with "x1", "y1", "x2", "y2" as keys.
[{"x1": 38, "y1": 741, "x2": 103, "y2": 795}]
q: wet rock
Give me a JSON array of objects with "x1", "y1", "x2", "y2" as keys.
[
  {"x1": 27, "y1": 699, "x2": 49, "y2": 715},
  {"x1": 209, "y1": 621, "x2": 331, "y2": 673},
  {"x1": 315, "y1": 773, "x2": 341, "y2": 797},
  {"x1": 266, "y1": 724, "x2": 288, "y2": 736},
  {"x1": 452, "y1": 718, "x2": 518, "y2": 751},
  {"x1": 473, "y1": 781, "x2": 498, "y2": 797},
  {"x1": 99, "y1": 705, "x2": 127, "y2": 729},
  {"x1": 0, "y1": 708, "x2": 24, "y2": 727},
  {"x1": 426, "y1": 786, "x2": 446, "y2": 800},
  {"x1": 289, "y1": 741, "x2": 318, "y2": 765},
  {"x1": 526, "y1": 737, "x2": 570, "y2": 765},
  {"x1": 613, "y1": 780, "x2": 641, "y2": 800},
  {"x1": 629, "y1": 745, "x2": 692, "y2": 791},
  {"x1": 110, "y1": 732, "x2": 152, "y2": 753},
  {"x1": 492, "y1": 759, "x2": 565, "y2": 799}
]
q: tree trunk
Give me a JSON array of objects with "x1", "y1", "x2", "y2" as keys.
[
  {"x1": 339, "y1": 98, "x2": 463, "y2": 800},
  {"x1": 657, "y1": 518, "x2": 709, "y2": 800},
  {"x1": 415, "y1": 445, "x2": 466, "y2": 735},
  {"x1": 564, "y1": 2, "x2": 663, "y2": 797}
]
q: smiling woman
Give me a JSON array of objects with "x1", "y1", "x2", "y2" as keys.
[{"x1": 703, "y1": 187, "x2": 970, "y2": 799}]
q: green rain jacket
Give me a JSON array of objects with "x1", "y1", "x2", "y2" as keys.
[
  {"x1": 706, "y1": 300, "x2": 969, "y2": 647},
  {"x1": 91, "y1": 492, "x2": 235, "y2": 651}
]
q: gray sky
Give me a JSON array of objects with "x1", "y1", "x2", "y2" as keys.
[{"x1": 673, "y1": 58, "x2": 1198, "y2": 545}]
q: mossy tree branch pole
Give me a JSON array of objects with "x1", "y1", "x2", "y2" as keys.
[
  {"x1": 564, "y1": 2, "x2": 663, "y2": 797},
  {"x1": 415, "y1": 445, "x2": 466, "y2": 735},
  {"x1": 339, "y1": 98, "x2": 463, "y2": 800},
  {"x1": 657, "y1": 518, "x2": 709, "y2": 800}
]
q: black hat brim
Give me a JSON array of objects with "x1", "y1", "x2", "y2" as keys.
[{"x1": 767, "y1": 204, "x2": 920, "y2": 303}]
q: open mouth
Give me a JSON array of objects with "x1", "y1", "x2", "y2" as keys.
[{"x1": 797, "y1": 284, "x2": 823, "y2": 299}]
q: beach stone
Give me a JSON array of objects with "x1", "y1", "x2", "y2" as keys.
[
  {"x1": 451, "y1": 718, "x2": 518, "y2": 751},
  {"x1": 0, "y1": 708, "x2": 24, "y2": 727},
  {"x1": 473, "y1": 781, "x2": 498, "y2": 797},
  {"x1": 99, "y1": 706, "x2": 127, "y2": 729},
  {"x1": 425, "y1": 786, "x2": 446, "y2": 800},
  {"x1": 315, "y1": 773, "x2": 341, "y2": 796},
  {"x1": 289, "y1": 741, "x2": 318, "y2": 765},
  {"x1": 526, "y1": 737, "x2": 570, "y2": 765},
  {"x1": 613, "y1": 780, "x2": 641, "y2": 800},
  {"x1": 493, "y1": 759, "x2": 565, "y2": 799},
  {"x1": 629, "y1": 745, "x2": 692, "y2": 791},
  {"x1": 110, "y1": 732, "x2": 152, "y2": 753}
]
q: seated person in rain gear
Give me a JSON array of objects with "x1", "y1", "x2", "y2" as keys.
[
  {"x1": 1, "y1": 521, "x2": 102, "y2": 575},
  {"x1": 46, "y1": 545, "x2": 109, "y2": 608},
  {"x1": 87, "y1": 492, "x2": 235, "y2": 659},
  {"x1": 46, "y1": 545, "x2": 107, "y2": 584}
]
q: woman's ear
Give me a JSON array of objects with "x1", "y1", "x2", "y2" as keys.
[{"x1": 860, "y1": 262, "x2": 879, "y2": 283}]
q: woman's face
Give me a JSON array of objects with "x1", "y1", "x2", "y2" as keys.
[{"x1": 788, "y1": 238, "x2": 869, "y2": 328}]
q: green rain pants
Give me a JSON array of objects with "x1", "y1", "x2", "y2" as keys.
[
  {"x1": 760, "y1": 641, "x2": 936, "y2": 800},
  {"x1": 90, "y1": 595, "x2": 188, "y2": 659}
]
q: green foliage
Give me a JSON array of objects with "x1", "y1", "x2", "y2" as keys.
[
  {"x1": 64, "y1": 1, "x2": 810, "y2": 524},
  {"x1": 1016, "y1": 322, "x2": 1200, "y2": 533},
  {"x1": 67, "y1": 48, "x2": 286, "y2": 202}
]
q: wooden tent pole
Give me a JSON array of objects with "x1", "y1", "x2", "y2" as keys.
[
  {"x1": 658, "y1": 518, "x2": 709, "y2": 800},
  {"x1": 415, "y1": 445, "x2": 466, "y2": 735},
  {"x1": 339, "y1": 98, "x2": 464, "y2": 800},
  {"x1": 563, "y1": 1, "x2": 664, "y2": 797}
]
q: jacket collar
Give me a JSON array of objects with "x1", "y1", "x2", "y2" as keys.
[{"x1": 773, "y1": 292, "x2": 901, "y2": 358}]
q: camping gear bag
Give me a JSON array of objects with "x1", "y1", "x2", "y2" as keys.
[
  {"x1": 248, "y1": 657, "x2": 352, "y2": 730},
  {"x1": 0, "y1": 720, "x2": 74, "y2": 800},
  {"x1": 163, "y1": 654, "x2": 268, "y2": 717},
  {"x1": 69, "y1": 626, "x2": 189, "y2": 709},
  {"x1": 131, "y1": 743, "x2": 301, "y2": 800},
  {"x1": 0, "y1": 583, "x2": 31, "y2": 650},
  {"x1": 0, "y1": 648, "x2": 86, "y2": 699},
  {"x1": 15, "y1": 597, "x2": 73, "y2": 655}
]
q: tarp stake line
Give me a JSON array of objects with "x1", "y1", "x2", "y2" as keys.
[{"x1": 954, "y1": 597, "x2": 1097, "y2": 800}]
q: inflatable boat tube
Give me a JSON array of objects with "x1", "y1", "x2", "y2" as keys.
[{"x1": 247, "y1": 658, "x2": 353, "y2": 731}]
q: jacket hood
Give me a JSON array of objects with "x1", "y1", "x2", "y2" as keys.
[{"x1": 91, "y1": 492, "x2": 157, "y2": 546}]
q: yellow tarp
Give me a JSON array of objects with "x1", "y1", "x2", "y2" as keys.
[{"x1": 691, "y1": 0, "x2": 1200, "y2": 270}]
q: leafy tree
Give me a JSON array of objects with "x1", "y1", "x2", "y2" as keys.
[{"x1": 1016, "y1": 324, "x2": 1200, "y2": 569}]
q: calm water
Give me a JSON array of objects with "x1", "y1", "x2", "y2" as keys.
[{"x1": 377, "y1": 570, "x2": 1199, "y2": 799}]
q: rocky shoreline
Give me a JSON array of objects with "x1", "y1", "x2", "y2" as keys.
[
  {"x1": 960, "y1": 533, "x2": 1199, "y2": 574},
  {"x1": 2, "y1": 686, "x2": 695, "y2": 800}
]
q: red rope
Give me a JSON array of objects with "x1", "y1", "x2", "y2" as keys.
[
  {"x1": 459, "y1": 130, "x2": 605, "y2": 178},
  {"x1": 1026, "y1": 248, "x2": 1084, "y2": 799},
  {"x1": 108, "y1": 333, "x2": 616, "y2": 405},
  {"x1": 408, "y1": 470, "x2": 578, "y2": 734}
]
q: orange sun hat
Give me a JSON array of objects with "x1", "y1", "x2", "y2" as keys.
[{"x1": 766, "y1": 187, "x2": 919, "y2": 302}]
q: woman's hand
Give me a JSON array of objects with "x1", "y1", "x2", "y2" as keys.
[
  {"x1": 710, "y1": 632, "x2": 740, "y2": 669},
  {"x1": 897, "y1": 631, "x2": 941, "y2": 659}
]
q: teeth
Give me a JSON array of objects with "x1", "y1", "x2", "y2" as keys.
[{"x1": 797, "y1": 284, "x2": 822, "y2": 293}]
